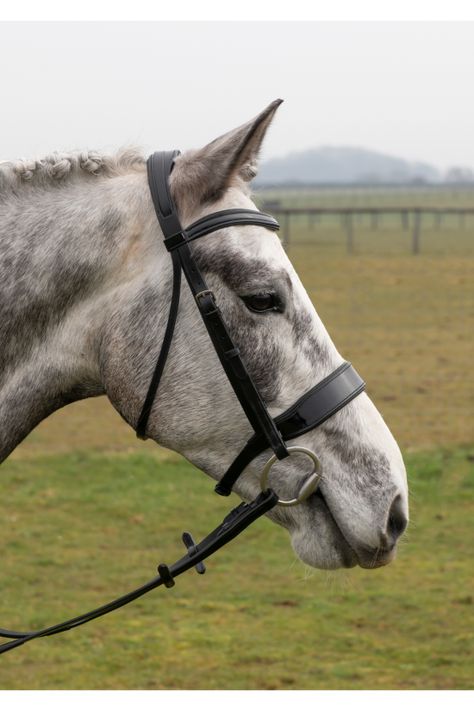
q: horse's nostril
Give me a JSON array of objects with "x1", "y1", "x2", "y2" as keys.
[{"x1": 387, "y1": 494, "x2": 408, "y2": 544}]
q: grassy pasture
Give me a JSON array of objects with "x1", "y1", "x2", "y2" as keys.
[
  {"x1": 256, "y1": 183, "x2": 474, "y2": 257},
  {"x1": 257, "y1": 183, "x2": 474, "y2": 210},
  {"x1": 0, "y1": 447, "x2": 472, "y2": 690},
  {"x1": 1, "y1": 187, "x2": 473, "y2": 689}
]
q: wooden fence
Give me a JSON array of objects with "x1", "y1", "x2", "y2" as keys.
[{"x1": 260, "y1": 205, "x2": 474, "y2": 254}]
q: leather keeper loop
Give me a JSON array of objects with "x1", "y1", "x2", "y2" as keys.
[
  {"x1": 164, "y1": 231, "x2": 188, "y2": 251},
  {"x1": 224, "y1": 347, "x2": 240, "y2": 360}
]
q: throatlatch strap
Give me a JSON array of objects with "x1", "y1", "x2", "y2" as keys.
[{"x1": 136, "y1": 249, "x2": 182, "y2": 439}]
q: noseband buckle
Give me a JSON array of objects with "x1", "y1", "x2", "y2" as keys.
[{"x1": 260, "y1": 446, "x2": 322, "y2": 507}]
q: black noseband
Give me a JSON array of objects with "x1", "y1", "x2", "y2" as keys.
[{"x1": 215, "y1": 361, "x2": 365, "y2": 495}]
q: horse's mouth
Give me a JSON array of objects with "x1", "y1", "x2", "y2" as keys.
[
  {"x1": 309, "y1": 486, "x2": 359, "y2": 568},
  {"x1": 310, "y1": 487, "x2": 396, "y2": 570}
]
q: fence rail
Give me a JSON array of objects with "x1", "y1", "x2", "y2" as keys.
[{"x1": 261, "y1": 205, "x2": 474, "y2": 253}]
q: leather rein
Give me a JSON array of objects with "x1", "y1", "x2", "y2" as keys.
[{"x1": 0, "y1": 151, "x2": 365, "y2": 655}]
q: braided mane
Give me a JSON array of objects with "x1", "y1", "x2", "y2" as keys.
[{"x1": 0, "y1": 147, "x2": 145, "y2": 196}]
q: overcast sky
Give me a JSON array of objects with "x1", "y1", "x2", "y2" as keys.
[{"x1": 1, "y1": 21, "x2": 473, "y2": 170}]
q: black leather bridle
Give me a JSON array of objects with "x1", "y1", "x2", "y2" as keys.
[{"x1": 0, "y1": 151, "x2": 365, "y2": 655}]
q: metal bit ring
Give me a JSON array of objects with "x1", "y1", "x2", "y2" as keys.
[{"x1": 260, "y1": 446, "x2": 322, "y2": 507}]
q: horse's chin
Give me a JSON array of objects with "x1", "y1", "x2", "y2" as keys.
[
  {"x1": 291, "y1": 528, "x2": 358, "y2": 570},
  {"x1": 284, "y1": 490, "x2": 359, "y2": 570}
]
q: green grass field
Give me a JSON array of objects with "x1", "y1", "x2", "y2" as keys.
[
  {"x1": 256, "y1": 183, "x2": 474, "y2": 210},
  {"x1": 256, "y1": 184, "x2": 474, "y2": 257},
  {"x1": 1, "y1": 189, "x2": 473, "y2": 689},
  {"x1": 0, "y1": 447, "x2": 472, "y2": 690}
]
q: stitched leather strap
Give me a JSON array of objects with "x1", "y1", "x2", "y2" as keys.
[{"x1": 164, "y1": 209, "x2": 279, "y2": 251}]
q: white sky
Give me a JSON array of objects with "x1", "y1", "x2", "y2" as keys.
[{"x1": 0, "y1": 21, "x2": 473, "y2": 170}]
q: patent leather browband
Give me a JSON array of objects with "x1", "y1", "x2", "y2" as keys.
[{"x1": 164, "y1": 209, "x2": 281, "y2": 251}]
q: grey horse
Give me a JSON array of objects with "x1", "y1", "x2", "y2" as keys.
[{"x1": 0, "y1": 100, "x2": 408, "y2": 570}]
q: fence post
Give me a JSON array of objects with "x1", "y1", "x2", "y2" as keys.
[
  {"x1": 346, "y1": 212, "x2": 354, "y2": 254},
  {"x1": 282, "y1": 211, "x2": 290, "y2": 250},
  {"x1": 412, "y1": 210, "x2": 422, "y2": 255}
]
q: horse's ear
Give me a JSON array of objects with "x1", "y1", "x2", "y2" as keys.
[{"x1": 172, "y1": 99, "x2": 283, "y2": 206}]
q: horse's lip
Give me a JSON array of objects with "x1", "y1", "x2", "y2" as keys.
[
  {"x1": 310, "y1": 486, "x2": 358, "y2": 568},
  {"x1": 312, "y1": 487, "x2": 396, "y2": 569},
  {"x1": 354, "y1": 544, "x2": 397, "y2": 569}
]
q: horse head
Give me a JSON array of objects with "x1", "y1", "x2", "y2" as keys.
[
  {"x1": 0, "y1": 101, "x2": 408, "y2": 571},
  {"x1": 100, "y1": 101, "x2": 409, "y2": 569}
]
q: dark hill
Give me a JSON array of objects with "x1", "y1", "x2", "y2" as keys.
[{"x1": 256, "y1": 146, "x2": 440, "y2": 185}]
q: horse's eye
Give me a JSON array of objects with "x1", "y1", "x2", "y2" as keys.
[{"x1": 241, "y1": 292, "x2": 282, "y2": 313}]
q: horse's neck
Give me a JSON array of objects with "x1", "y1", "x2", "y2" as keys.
[{"x1": 0, "y1": 172, "x2": 152, "y2": 461}]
